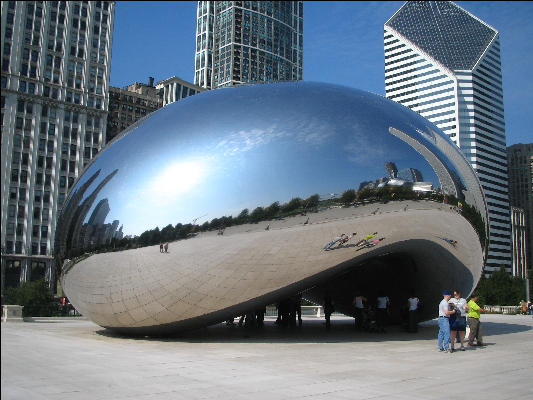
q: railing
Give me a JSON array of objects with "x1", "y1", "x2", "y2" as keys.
[{"x1": 484, "y1": 305, "x2": 520, "y2": 314}]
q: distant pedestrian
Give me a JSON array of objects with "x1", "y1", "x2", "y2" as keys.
[
  {"x1": 520, "y1": 300, "x2": 527, "y2": 315},
  {"x1": 164, "y1": 242, "x2": 169, "y2": 253},
  {"x1": 255, "y1": 307, "x2": 266, "y2": 328},
  {"x1": 159, "y1": 242, "x2": 163, "y2": 253},
  {"x1": 324, "y1": 293, "x2": 334, "y2": 330},
  {"x1": 375, "y1": 292, "x2": 390, "y2": 333},
  {"x1": 407, "y1": 289, "x2": 420, "y2": 333},
  {"x1": 438, "y1": 290, "x2": 455, "y2": 352},
  {"x1": 467, "y1": 293, "x2": 487, "y2": 347},
  {"x1": 294, "y1": 293, "x2": 303, "y2": 327},
  {"x1": 353, "y1": 291, "x2": 367, "y2": 330}
]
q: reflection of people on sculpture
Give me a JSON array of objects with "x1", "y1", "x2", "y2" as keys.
[
  {"x1": 356, "y1": 237, "x2": 385, "y2": 251},
  {"x1": 337, "y1": 232, "x2": 357, "y2": 248},
  {"x1": 159, "y1": 242, "x2": 163, "y2": 253},
  {"x1": 217, "y1": 227, "x2": 225, "y2": 235},
  {"x1": 438, "y1": 237, "x2": 457, "y2": 248},
  {"x1": 323, "y1": 234, "x2": 346, "y2": 251},
  {"x1": 355, "y1": 232, "x2": 378, "y2": 247},
  {"x1": 328, "y1": 232, "x2": 357, "y2": 250},
  {"x1": 265, "y1": 224, "x2": 270, "y2": 231},
  {"x1": 164, "y1": 242, "x2": 169, "y2": 253}
]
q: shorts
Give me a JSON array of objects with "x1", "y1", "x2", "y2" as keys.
[{"x1": 451, "y1": 316, "x2": 466, "y2": 331}]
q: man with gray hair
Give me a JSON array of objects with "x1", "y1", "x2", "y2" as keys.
[{"x1": 438, "y1": 290, "x2": 456, "y2": 352}]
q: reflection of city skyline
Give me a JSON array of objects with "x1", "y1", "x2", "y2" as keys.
[
  {"x1": 57, "y1": 83, "x2": 485, "y2": 250},
  {"x1": 55, "y1": 169, "x2": 121, "y2": 260},
  {"x1": 359, "y1": 161, "x2": 427, "y2": 191},
  {"x1": 81, "y1": 199, "x2": 124, "y2": 250},
  {"x1": 389, "y1": 127, "x2": 466, "y2": 198}
]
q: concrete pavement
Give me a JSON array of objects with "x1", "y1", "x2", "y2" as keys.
[{"x1": 2, "y1": 314, "x2": 532, "y2": 400}]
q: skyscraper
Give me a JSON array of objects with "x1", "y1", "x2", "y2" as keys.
[
  {"x1": 384, "y1": 1, "x2": 511, "y2": 274},
  {"x1": 507, "y1": 143, "x2": 533, "y2": 275},
  {"x1": 1, "y1": 1, "x2": 115, "y2": 289},
  {"x1": 106, "y1": 78, "x2": 163, "y2": 142},
  {"x1": 194, "y1": 1, "x2": 303, "y2": 89}
]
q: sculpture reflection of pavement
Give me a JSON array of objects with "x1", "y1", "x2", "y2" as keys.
[
  {"x1": 62, "y1": 200, "x2": 483, "y2": 334},
  {"x1": 437, "y1": 236, "x2": 458, "y2": 248}
]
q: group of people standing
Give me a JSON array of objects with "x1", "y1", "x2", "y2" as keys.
[
  {"x1": 159, "y1": 242, "x2": 169, "y2": 253},
  {"x1": 438, "y1": 290, "x2": 486, "y2": 353},
  {"x1": 352, "y1": 292, "x2": 391, "y2": 333}
]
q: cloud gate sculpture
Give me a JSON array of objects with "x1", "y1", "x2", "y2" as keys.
[{"x1": 55, "y1": 82, "x2": 488, "y2": 335}]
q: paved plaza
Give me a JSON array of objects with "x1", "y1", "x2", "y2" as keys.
[{"x1": 2, "y1": 314, "x2": 533, "y2": 400}]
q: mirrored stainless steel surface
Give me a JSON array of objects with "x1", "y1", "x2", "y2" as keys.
[{"x1": 55, "y1": 82, "x2": 488, "y2": 335}]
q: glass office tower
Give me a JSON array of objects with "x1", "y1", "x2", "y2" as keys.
[
  {"x1": 194, "y1": 1, "x2": 303, "y2": 89},
  {"x1": 384, "y1": 1, "x2": 511, "y2": 274}
]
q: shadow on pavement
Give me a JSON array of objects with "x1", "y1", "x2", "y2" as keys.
[{"x1": 94, "y1": 317, "x2": 532, "y2": 344}]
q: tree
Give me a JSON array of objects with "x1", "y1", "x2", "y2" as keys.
[
  {"x1": 474, "y1": 267, "x2": 526, "y2": 306},
  {"x1": 281, "y1": 197, "x2": 302, "y2": 213},
  {"x1": 209, "y1": 217, "x2": 220, "y2": 230},
  {"x1": 341, "y1": 189, "x2": 356, "y2": 205},
  {"x1": 264, "y1": 201, "x2": 280, "y2": 219},
  {"x1": 160, "y1": 224, "x2": 175, "y2": 241},
  {"x1": 249, "y1": 206, "x2": 264, "y2": 222},
  {"x1": 304, "y1": 194, "x2": 320, "y2": 209},
  {"x1": 357, "y1": 187, "x2": 374, "y2": 201},
  {"x1": 237, "y1": 208, "x2": 249, "y2": 224},
  {"x1": 219, "y1": 215, "x2": 234, "y2": 228},
  {"x1": 3, "y1": 279, "x2": 56, "y2": 317}
]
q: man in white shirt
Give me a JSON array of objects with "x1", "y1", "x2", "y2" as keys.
[
  {"x1": 438, "y1": 290, "x2": 456, "y2": 352},
  {"x1": 353, "y1": 292, "x2": 367, "y2": 330}
]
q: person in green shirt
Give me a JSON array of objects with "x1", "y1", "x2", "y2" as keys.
[{"x1": 467, "y1": 293, "x2": 487, "y2": 346}]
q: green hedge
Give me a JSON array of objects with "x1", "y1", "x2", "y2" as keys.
[{"x1": 3, "y1": 279, "x2": 58, "y2": 317}]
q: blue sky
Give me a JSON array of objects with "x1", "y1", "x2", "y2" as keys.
[{"x1": 109, "y1": 1, "x2": 533, "y2": 146}]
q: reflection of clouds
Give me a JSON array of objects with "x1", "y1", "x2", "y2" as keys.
[
  {"x1": 215, "y1": 116, "x2": 337, "y2": 156},
  {"x1": 216, "y1": 126, "x2": 285, "y2": 156},
  {"x1": 344, "y1": 129, "x2": 386, "y2": 163}
]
